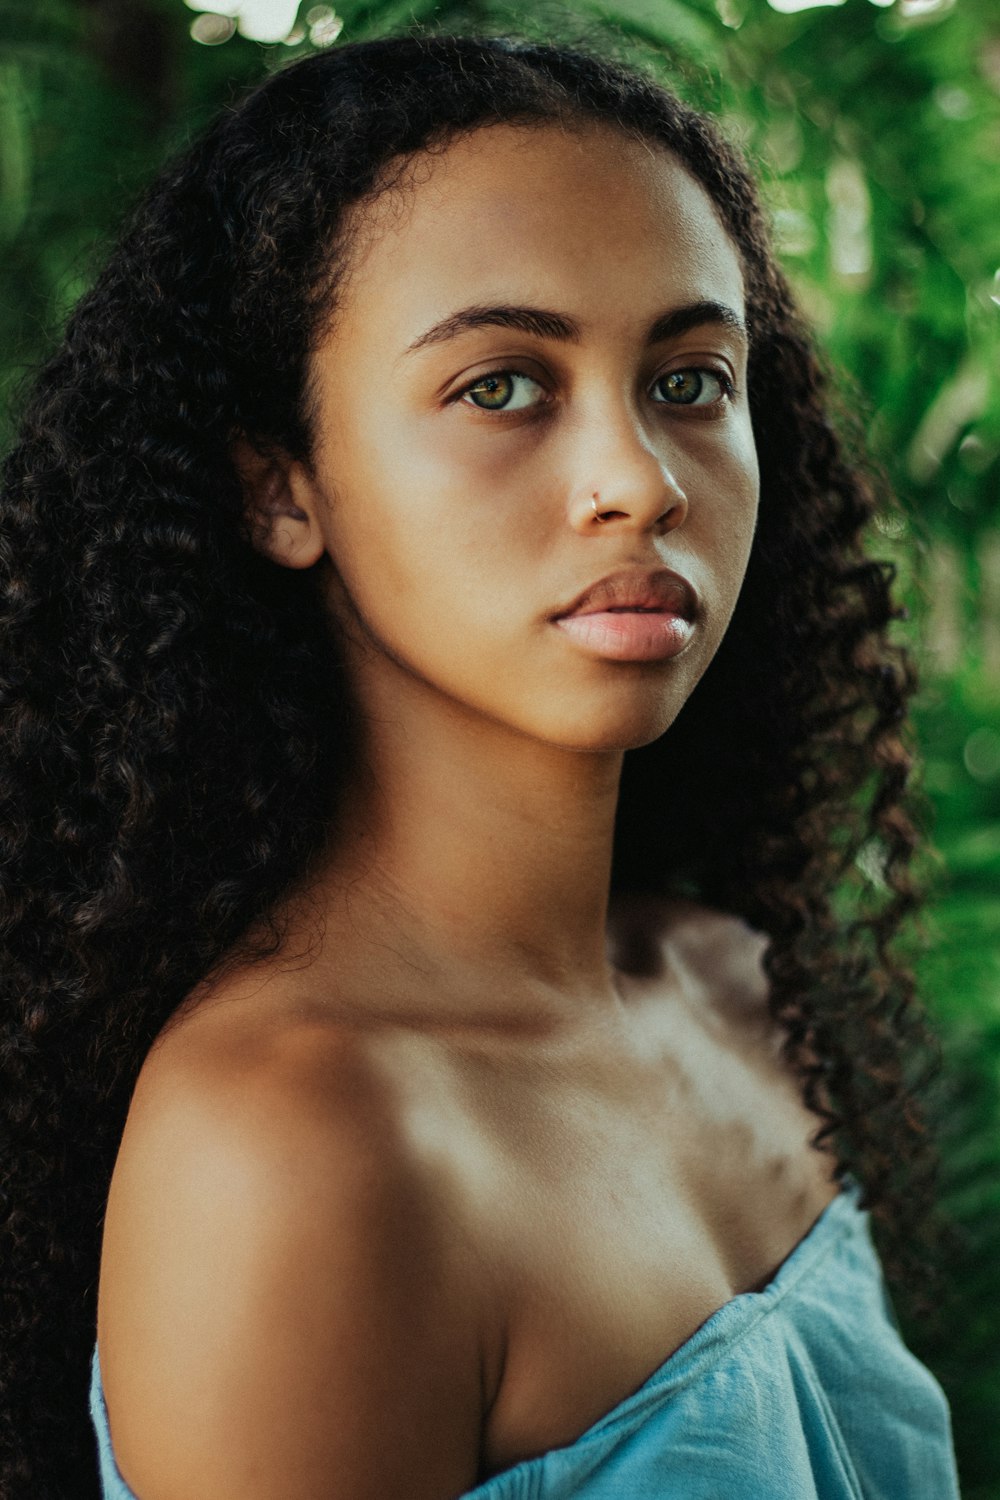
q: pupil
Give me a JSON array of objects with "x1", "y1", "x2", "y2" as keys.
[{"x1": 663, "y1": 371, "x2": 703, "y2": 404}]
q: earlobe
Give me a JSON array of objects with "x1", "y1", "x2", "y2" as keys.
[{"x1": 230, "y1": 435, "x2": 326, "y2": 571}]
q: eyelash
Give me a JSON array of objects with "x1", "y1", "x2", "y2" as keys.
[{"x1": 455, "y1": 365, "x2": 737, "y2": 416}]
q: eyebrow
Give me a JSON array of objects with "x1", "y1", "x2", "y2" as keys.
[{"x1": 402, "y1": 299, "x2": 748, "y2": 356}]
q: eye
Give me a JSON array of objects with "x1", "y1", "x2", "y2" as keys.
[
  {"x1": 651, "y1": 368, "x2": 733, "y2": 408},
  {"x1": 459, "y1": 369, "x2": 547, "y2": 412}
]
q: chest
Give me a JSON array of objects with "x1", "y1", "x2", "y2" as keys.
[{"x1": 440, "y1": 1002, "x2": 841, "y2": 1480}]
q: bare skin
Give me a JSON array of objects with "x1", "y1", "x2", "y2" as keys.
[{"x1": 96, "y1": 122, "x2": 840, "y2": 1500}]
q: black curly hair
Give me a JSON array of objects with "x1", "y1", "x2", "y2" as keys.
[{"x1": 0, "y1": 31, "x2": 945, "y2": 1498}]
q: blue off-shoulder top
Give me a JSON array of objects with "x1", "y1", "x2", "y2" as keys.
[{"x1": 89, "y1": 1180, "x2": 961, "y2": 1499}]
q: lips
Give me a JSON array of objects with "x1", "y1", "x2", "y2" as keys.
[
  {"x1": 550, "y1": 566, "x2": 698, "y2": 664},
  {"x1": 552, "y1": 566, "x2": 697, "y2": 622}
]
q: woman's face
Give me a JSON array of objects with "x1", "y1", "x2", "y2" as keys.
[{"x1": 298, "y1": 121, "x2": 759, "y2": 753}]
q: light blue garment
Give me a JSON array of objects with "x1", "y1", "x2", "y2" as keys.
[{"x1": 89, "y1": 1181, "x2": 961, "y2": 1499}]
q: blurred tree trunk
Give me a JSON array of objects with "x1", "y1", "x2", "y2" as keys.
[{"x1": 74, "y1": 0, "x2": 178, "y2": 132}]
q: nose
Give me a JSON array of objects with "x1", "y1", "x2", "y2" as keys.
[{"x1": 569, "y1": 409, "x2": 689, "y2": 536}]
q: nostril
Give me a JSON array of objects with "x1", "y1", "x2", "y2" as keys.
[{"x1": 656, "y1": 496, "x2": 688, "y2": 530}]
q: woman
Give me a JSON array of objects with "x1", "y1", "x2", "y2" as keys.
[{"x1": 0, "y1": 31, "x2": 960, "y2": 1500}]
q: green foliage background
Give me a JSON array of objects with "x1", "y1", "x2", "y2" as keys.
[{"x1": 1, "y1": 0, "x2": 998, "y2": 1491}]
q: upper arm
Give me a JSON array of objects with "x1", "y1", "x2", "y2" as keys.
[{"x1": 97, "y1": 1033, "x2": 484, "y2": 1500}]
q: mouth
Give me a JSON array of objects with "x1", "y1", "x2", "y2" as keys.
[{"x1": 551, "y1": 568, "x2": 698, "y2": 664}]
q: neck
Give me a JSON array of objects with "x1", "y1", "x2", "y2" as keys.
[{"x1": 286, "y1": 677, "x2": 627, "y2": 1030}]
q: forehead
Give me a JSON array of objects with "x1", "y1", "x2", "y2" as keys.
[{"x1": 330, "y1": 121, "x2": 745, "y2": 352}]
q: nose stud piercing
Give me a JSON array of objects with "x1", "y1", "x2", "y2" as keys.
[{"x1": 592, "y1": 493, "x2": 609, "y2": 524}]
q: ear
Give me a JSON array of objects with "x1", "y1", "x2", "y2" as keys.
[{"x1": 231, "y1": 435, "x2": 327, "y2": 570}]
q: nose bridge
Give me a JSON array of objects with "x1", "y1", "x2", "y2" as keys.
[{"x1": 578, "y1": 377, "x2": 686, "y2": 516}]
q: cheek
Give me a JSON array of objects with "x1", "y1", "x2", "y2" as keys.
[
  {"x1": 685, "y1": 409, "x2": 758, "y2": 509},
  {"x1": 715, "y1": 416, "x2": 760, "y2": 548},
  {"x1": 322, "y1": 400, "x2": 554, "y2": 596},
  {"x1": 316, "y1": 421, "x2": 547, "y2": 671},
  {"x1": 684, "y1": 424, "x2": 759, "y2": 636}
]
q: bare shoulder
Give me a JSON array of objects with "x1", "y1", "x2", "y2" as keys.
[
  {"x1": 664, "y1": 896, "x2": 770, "y2": 1006},
  {"x1": 98, "y1": 1001, "x2": 484, "y2": 1500},
  {"x1": 612, "y1": 892, "x2": 771, "y2": 1020}
]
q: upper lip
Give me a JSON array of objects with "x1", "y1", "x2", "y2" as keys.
[{"x1": 552, "y1": 566, "x2": 698, "y2": 621}]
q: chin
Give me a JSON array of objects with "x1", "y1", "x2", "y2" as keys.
[
  {"x1": 540, "y1": 698, "x2": 684, "y2": 755},
  {"x1": 519, "y1": 646, "x2": 711, "y2": 756},
  {"x1": 432, "y1": 659, "x2": 697, "y2": 755}
]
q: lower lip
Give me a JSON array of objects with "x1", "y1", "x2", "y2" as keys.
[{"x1": 553, "y1": 610, "x2": 695, "y2": 661}]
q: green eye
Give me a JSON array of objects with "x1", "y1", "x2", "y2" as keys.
[
  {"x1": 461, "y1": 371, "x2": 545, "y2": 411},
  {"x1": 653, "y1": 369, "x2": 729, "y2": 406}
]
